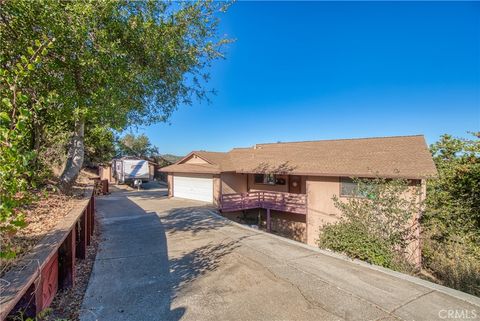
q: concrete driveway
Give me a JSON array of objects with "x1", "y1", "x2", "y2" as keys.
[{"x1": 80, "y1": 184, "x2": 479, "y2": 321}]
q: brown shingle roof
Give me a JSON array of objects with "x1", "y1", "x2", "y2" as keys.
[{"x1": 161, "y1": 135, "x2": 437, "y2": 179}]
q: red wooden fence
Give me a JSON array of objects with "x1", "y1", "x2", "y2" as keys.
[{"x1": 0, "y1": 188, "x2": 96, "y2": 320}]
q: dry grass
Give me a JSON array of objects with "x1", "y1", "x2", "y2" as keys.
[{"x1": 0, "y1": 170, "x2": 98, "y2": 277}]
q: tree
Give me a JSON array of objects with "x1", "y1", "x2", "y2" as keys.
[
  {"x1": 422, "y1": 133, "x2": 480, "y2": 295},
  {"x1": 1, "y1": 0, "x2": 230, "y2": 190},
  {"x1": 117, "y1": 133, "x2": 158, "y2": 158},
  {"x1": 424, "y1": 133, "x2": 480, "y2": 239},
  {"x1": 84, "y1": 125, "x2": 116, "y2": 166}
]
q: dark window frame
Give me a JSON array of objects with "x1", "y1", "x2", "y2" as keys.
[
  {"x1": 253, "y1": 174, "x2": 286, "y2": 185},
  {"x1": 339, "y1": 177, "x2": 371, "y2": 198}
]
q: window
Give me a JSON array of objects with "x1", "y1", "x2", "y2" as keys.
[
  {"x1": 253, "y1": 174, "x2": 285, "y2": 185},
  {"x1": 340, "y1": 177, "x2": 376, "y2": 199},
  {"x1": 340, "y1": 177, "x2": 358, "y2": 197},
  {"x1": 340, "y1": 177, "x2": 375, "y2": 198}
]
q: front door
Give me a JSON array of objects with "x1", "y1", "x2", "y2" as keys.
[{"x1": 289, "y1": 175, "x2": 301, "y2": 194}]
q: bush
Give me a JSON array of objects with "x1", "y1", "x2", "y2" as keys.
[
  {"x1": 423, "y1": 133, "x2": 480, "y2": 295},
  {"x1": 423, "y1": 235, "x2": 480, "y2": 296},
  {"x1": 317, "y1": 177, "x2": 421, "y2": 272},
  {"x1": 319, "y1": 221, "x2": 395, "y2": 268}
]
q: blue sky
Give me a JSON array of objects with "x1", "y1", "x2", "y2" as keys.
[{"x1": 138, "y1": 1, "x2": 479, "y2": 156}]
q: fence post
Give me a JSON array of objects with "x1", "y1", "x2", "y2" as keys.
[
  {"x1": 266, "y1": 208, "x2": 271, "y2": 232},
  {"x1": 86, "y1": 204, "x2": 91, "y2": 246},
  {"x1": 91, "y1": 195, "x2": 95, "y2": 233},
  {"x1": 88, "y1": 197, "x2": 94, "y2": 237},
  {"x1": 76, "y1": 211, "x2": 88, "y2": 260},
  {"x1": 58, "y1": 229, "x2": 75, "y2": 289}
]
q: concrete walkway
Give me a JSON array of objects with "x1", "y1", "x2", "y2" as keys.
[{"x1": 80, "y1": 184, "x2": 479, "y2": 321}]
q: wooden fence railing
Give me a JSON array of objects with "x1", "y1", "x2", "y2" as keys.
[
  {"x1": 220, "y1": 191, "x2": 307, "y2": 215},
  {"x1": 0, "y1": 188, "x2": 96, "y2": 320}
]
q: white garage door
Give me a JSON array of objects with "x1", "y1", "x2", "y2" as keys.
[{"x1": 173, "y1": 174, "x2": 213, "y2": 203}]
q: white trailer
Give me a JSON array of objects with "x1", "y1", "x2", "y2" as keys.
[{"x1": 113, "y1": 158, "x2": 150, "y2": 185}]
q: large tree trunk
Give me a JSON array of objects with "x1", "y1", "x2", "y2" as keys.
[{"x1": 60, "y1": 117, "x2": 85, "y2": 191}]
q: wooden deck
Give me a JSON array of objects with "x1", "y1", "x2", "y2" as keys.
[{"x1": 220, "y1": 191, "x2": 307, "y2": 215}]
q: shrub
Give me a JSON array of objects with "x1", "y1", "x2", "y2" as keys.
[
  {"x1": 317, "y1": 177, "x2": 421, "y2": 272},
  {"x1": 423, "y1": 133, "x2": 480, "y2": 295},
  {"x1": 319, "y1": 221, "x2": 395, "y2": 268}
]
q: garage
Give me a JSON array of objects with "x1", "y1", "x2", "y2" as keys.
[{"x1": 173, "y1": 173, "x2": 213, "y2": 202}]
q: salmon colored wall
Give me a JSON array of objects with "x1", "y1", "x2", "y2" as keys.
[
  {"x1": 405, "y1": 179, "x2": 425, "y2": 267},
  {"x1": 305, "y1": 176, "x2": 342, "y2": 246},
  {"x1": 221, "y1": 173, "x2": 248, "y2": 194},
  {"x1": 99, "y1": 165, "x2": 112, "y2": 183},
  {"x1": 247, "y1": 174, "x2": 289, "y2": 192},
  {"x1": 183, "y1": 155, "x2": 208, "y2": 164},
  {"x1": 148, "y1": 164, "x2": 155, "y2": 180},
  {"x1": 167, "y1": 174, "x2": 173, "y2": 197},
  {"x1": 213, "y1": 174, "x2": 221, "y2": 206},
  {"x1": 300, "y1": 176, "x2": 307, "y2": 194}
]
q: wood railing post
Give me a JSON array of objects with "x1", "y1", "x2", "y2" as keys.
[
  {"x1": 86, "y1": 206, "x2": 91, "y2": 246},
  {"x1": 58, "y1": 229, "x2": 75, "y2": 289},
  {"x1": 266, "y1": 208, "x2": 271, "y2": 232},
  {"x1": 91, "y1": 195, "x2": 95, "y2": 233},
  {"x1": 76, "y1": 211, "x2": 88, "y2": 260},
  {"x1": 89, "y1": 197, "x2": 94, "y2": 237}
]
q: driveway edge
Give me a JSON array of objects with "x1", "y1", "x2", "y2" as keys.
[{"x1": 207, "y1": 209, "x2": 480, "y2": 308}]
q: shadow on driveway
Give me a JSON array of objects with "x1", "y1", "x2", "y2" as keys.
[{"x1": 80, "y1": 193, "x2": 237, "y2": 321}]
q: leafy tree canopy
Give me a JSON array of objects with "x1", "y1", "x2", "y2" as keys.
[
  {"x1": 117, "y1": 133, "x2": 158, "y2": 158},
  {"x1": 1, "y1": 0, "x2": 230, "y2": 188}
]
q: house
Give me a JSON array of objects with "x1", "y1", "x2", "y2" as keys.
[{"x1": 160, "y1": 135, "x2": 437, "y2": 264}]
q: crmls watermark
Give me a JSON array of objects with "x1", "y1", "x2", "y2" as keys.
[{"x1": 438, "y1": 309, "x2": 478, "y2": 320}]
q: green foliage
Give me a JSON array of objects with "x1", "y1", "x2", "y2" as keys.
[
  {"x1": 422, "y1": 133, "x2": 480, "y2": 295},
  {"x1": 84, "y1": 125, "x2": 116, "y2": 165},
  {"x1": 1, "y1": 0, "x2": 230, "y2": 187},
  {"x1": 0, "y1": 0, "x2": 230, "y2": 256},
  {"x1": 319, "y1": 221, "x2": 395, "y2": 267},
  {"x1": 117, "y1": 133, "x2": 158, "y2": 158},
  {"x1": 1, "y1": 0, "x2": 230, "y2": 129},
  {"x1": 318, "y1": 177, "x2": 422, "y2": 271},
  {"x1": 0, "y1": 41, "x2": 54, "y2": 256}
]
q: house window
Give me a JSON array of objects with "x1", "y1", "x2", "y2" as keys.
[
  {"x1": 340, "y1": 177, "x2": 358, "y2": 196},
  {"x1": 340, "y1": 177, "x2": 374, "y2": 198},
  {"x1": 254, "y1": 174, "x2": 285, "y2": 185}
]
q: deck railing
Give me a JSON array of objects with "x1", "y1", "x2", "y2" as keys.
[{"x1": 220, "y1": 191, "x2": 307, "y2": 215}]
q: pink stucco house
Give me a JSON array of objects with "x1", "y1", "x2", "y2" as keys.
[{"x1": 160, "y1": 135, "x2": 437, "y2": 264}]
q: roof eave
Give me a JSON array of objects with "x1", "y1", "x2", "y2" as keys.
[{"x1": 234, "y1": 170, "x2": 436, "y2": 180}]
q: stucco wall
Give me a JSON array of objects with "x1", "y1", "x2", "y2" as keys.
[
  {"x1": 183, "y1": 155, "x2": 208, "y2": 164},
  {"x1": 221, "y1": 173, "x2": 248, "y2": 194},
  {"x1": 213, "y1": 174, "x2": 221, "y2": 206},
  {"x1": 306, "y1": 176, "x2": 343, "y2": 246},
  {"x1": 300, "y1": 176, "x2": 307, "y2": 194},
  {"x1": 99, "y1": 165, "x2": 112, "y2": 183},
  {"x1": 148, "y1": 164, "x2": 155, "y2": 180},
  {"x1": 167, "y1": 174, "x2": 173, "y2": 197}
]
